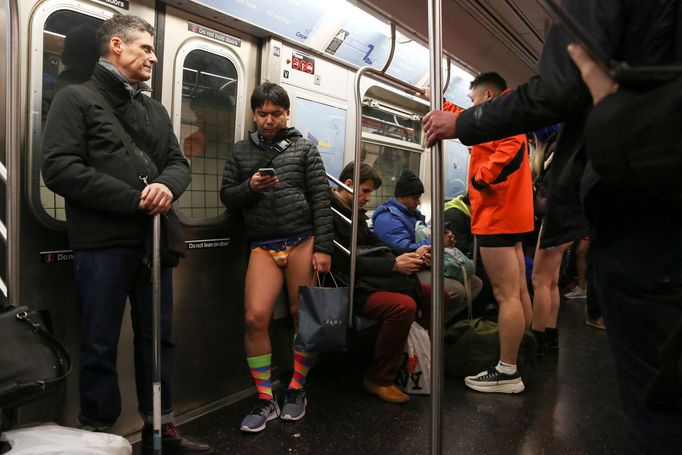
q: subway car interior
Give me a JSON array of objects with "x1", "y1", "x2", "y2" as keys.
[{"x1": 1, "y1": 0, "x2": 628, "y2": 453}]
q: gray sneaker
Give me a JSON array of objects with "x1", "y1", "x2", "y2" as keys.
[
  {"x1": 280, "y1": 388, "x2": 307, "y2": 421},
  {"x1": 240, "y1": 398, "x2": 280, "y2": 433}
]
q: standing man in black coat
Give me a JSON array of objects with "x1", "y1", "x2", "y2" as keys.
[
  {"x1": 42, "y1": 14, "x2": 211, "y2": 454},
  {"x1": 423, "y1": 1, "x2": 682, "y2": 452}
]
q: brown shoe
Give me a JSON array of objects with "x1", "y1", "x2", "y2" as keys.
[
  {"x1": 142, "y1": 423, "x2": 214, "y2": 454},
  {"x1": 586, "y1": 317, "x2": 606, "y2": 330},
  {"x1": 363, "y1": 378, "x2": 409, "y2": 403}
]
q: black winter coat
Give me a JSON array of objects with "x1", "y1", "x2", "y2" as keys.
[
  {"x1": 41, "y1": 64, "x2": 190, "y2": 250},
  {"x1": 329, "y1": 189, "x2": 422, "y2": 308},
  {"x1": 454, "y1": 0, "x2": 679, "y2": 245},
  {"x1": 220, "y1": 128, "x2": 333, "y2": 254}
]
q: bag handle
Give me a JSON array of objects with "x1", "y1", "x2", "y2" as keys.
[
  {"x1": 315, "y1": 272, "x2": 340, "y2": 288},
  {"x1": 461, "y1": 264, "x2": 473, "y2": 320},
  {"x1": 14, "y1": 310, "x2": 72, "y2": 388}
]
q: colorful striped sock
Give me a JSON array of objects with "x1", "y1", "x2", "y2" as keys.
[
  {"x1": 288, "y1": 349, "x2": 314, "y2": 390},
  {"x1": 247, "y1": 354, "x2": 273, "y2": 400}
]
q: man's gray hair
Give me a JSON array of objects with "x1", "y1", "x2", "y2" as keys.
[{"x1": 97, "y1": 14, "x2": 155, "y2": 57}]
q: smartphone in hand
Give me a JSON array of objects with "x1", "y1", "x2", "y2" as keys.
[
  {"x1": 417, "y1": 247, "x2": 431, "y2": 260},
  {"x1": 258, "y1": 168, "x2": 276, "y2": 177}
]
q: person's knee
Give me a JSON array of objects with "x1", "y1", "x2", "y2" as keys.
[
  {"x1": 244, "y1": 310, "x2": 270, "y2": 332},
  {"x1": 444, "y1": 279, "x2": 465, "y2": 302},
  {"x1": 396, "y1": 296, "x2": 417, "y2": 321},
  {"x1": 531, "y1": 266, "x2": 551, "y2": 288}
]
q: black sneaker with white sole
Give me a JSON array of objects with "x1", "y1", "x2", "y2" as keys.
[
  {"x1": 240, "y1": 398, "x2": 280, "y2": 433},
  {"x1": 464, "y1": 368, "x2": 525, "y2": 394},
  {"x1": 281, "y1": 388, "x2": 307, "y2": 421}
]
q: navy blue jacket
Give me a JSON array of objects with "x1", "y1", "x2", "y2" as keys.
[{"x1": 371, "y1": 198, "x2": 431, "y2": 251}]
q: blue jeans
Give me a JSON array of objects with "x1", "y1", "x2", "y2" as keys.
[
  {"x1": 592, "y1": 215, "x2": 682, "y2": 454},
  {"x1": 74, "y1": 247, "x2": 175, "y2": 428}
]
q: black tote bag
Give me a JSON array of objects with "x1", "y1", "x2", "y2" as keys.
[
  {"x1": 0, "y1": 306, "x2": 72, "y2": 410},
  {"x1": 297, "y1": 274, "x2": 349, "y2": 352}
]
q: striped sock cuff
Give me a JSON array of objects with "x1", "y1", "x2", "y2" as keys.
[
  {"x1": 248, "y1": 354, "x2": 273, "y2": 400},
  {"x1": 289, "y1": 350, "x2": 315, "y2": 390}
]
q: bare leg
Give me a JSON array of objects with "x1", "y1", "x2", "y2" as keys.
[
  {"x1": 244, "y1": 250, "x2": 284, "y2": 357},
  {"x1": 284, "y1": 238, "x2": 316, "y2": 331},
  {"x1": 515, "y1": 243, "x2": 533, "y2": 329},
  {"x1": 547, "y1": 242, "x2": 572, "y2": 328},
  {"x1": 480, "y1": 244, "x2": 525, "y2": 365},
  {"x1": 531, "y1": 242, "x2": 571, "y2": 331}
]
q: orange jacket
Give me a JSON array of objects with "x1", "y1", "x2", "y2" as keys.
[{"x1": 444, "y1": 98, "x2": 534, "y2": 235}]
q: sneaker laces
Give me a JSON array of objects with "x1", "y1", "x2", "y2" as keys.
[
  {"x1": 250, "y1": 399, "x2": 275, "y2": 416},
  {"x1": 285, "y1": 388, "x2": 304, "y2": 405},
  {"x1": 476, "y1": 368, "x2": 503, "y2": 381}
]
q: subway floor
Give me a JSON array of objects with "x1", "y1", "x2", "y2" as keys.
[{"x1": 134, "y1": 297, "x2": 622, "y2": 455}]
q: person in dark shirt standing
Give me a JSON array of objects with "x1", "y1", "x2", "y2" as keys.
[
  {"x1": 42, "y1": 14, "x2": 211, "y2": 454},
  {"x1": 423, "y1": 2, "x2": 682, "y2": 452}
]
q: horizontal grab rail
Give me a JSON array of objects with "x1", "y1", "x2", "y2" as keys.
[
  {"x1": 333, "y1": 240, "x2": 350, "y2": 256},
  {"x1": 326, "y1": 172, "x2": 353, "y2": 194}
]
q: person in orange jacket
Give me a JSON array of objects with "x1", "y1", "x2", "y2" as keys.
[{"x1": 442, "y1": 72, "x2": 534, "y2": 394}]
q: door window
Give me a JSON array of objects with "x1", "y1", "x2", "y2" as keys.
[
  {"x1": 39, "y1": 10, "x2": 103, "y2": 222},
  {"x1": 177, "y1": 49, "x2": 238, "y2": 219}
]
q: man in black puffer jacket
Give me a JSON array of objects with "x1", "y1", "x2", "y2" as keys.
[
  {"x1": 221, "y1": 82, "x2": 333, "y2": 433},
  {"x1": 42, "y1": 14, "x2": 211, "y2": 454}
]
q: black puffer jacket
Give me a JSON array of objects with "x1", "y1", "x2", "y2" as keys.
[
  {"x1": 41, "y1": 63, "x2": 190, "y2": 250},
  {"x1": 220, "y1": 128, "x2": 333, "y2": 254}
]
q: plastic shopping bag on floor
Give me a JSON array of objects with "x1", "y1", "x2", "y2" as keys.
[
  {"x1": 396, "y1": 322, "x2": 431, "y2": 395},
  {"x1": 1, "y1": 423, "x2": 132, "y2": 454}
]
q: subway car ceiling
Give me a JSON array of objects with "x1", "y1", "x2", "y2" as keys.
[
  {"x1": 160, "y1": 0, "x2": 551, "y2": 88},
  {"x1": 355, "y1": 0, "x2": 550, "y2": 86}
]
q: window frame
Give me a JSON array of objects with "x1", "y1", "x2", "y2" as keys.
[
  {"x1": 28, "y1": 1, "x2": 114, "y2": 230},
  {"x1": 356, "y1": 86, "x2": 428, "y2": 211},
  {"x1": 171, "y1": 39, "x2": 246, "y2": 226}
]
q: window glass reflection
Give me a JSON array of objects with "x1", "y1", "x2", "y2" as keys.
[
  {"x1": 361, "y1": 142, "x2": 420, "y2": 211},
  {"x1": 40, "y1": 10, "x2": 103, "y2": 222},
  {"x1": 177, "y1": 49, "x2": 238, "y2": 219},
  {"x1": 361, "y1": 105, "x2": 422, "y2": 144}
]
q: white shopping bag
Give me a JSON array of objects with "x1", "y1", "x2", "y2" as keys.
[
  {"x1": 1, "y1": 424, "x2": 132, "y2": 455},
  {"x1": 396, "y1": 322, "x2": 431, "y2": 395}
]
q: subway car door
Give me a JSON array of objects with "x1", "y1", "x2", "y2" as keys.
[
  {"x1": 21, "y1": 0, "x2": 159, "y2": 435},
  {"x1": 156, "y1": 5, "x2": 266, "y2": 422}
]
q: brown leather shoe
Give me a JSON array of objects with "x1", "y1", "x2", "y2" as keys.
[
  {"x1": 142, "y1": 423, "x2": 214, "y2": 454},
  {"x1": 363, "y1": 378, "x2": 410, "y2": 403}
]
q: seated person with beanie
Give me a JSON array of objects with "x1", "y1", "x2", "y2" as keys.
[{"x1": 372, "y1": 170, "x2": 482, "y2": 318}]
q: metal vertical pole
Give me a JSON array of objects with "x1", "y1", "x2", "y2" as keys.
[
  {"x1": 349, "y1": 67, "x2": 369, "y2": 327},
  {"x1": 6, "y1": 0, "x2": 20, "y2": 306},
  {"x1": 152, "y1": 214, "x2": 162, "y2": 455},
  {"x1": 427, "y1": 0, "x2": 444, "y2": 453}
]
